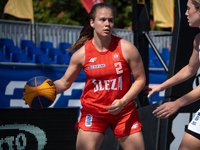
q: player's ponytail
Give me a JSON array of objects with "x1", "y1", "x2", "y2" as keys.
[{"x1": 68, "y1": 14, "x2": 93, "y2": 52}]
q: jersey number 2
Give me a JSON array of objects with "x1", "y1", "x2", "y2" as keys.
[{"x1": 114, "y1": 62, "x2": 123, "y2": 74}]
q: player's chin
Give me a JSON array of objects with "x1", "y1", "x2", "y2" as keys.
[
  {"x1": 188, "y1": 22, "x2": 197, "y2": 28},
  {"x1": 102, "y1": 33, "x2": 111, "y2": 37}
]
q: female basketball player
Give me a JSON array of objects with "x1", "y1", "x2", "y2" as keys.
[
  {"x1": 145, "y1": 0, "x2": 200, "y2": 149},
  {"x1": 54, "y1": 3, "x2": 146, "y2": 150}
]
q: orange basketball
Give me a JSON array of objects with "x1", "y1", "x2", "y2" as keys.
[{"x1": 23, "y1": 76, "x2": 57, "y2": 109}]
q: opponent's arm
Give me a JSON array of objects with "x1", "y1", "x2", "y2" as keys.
[
  {"x1": 147, "y1": 33, "x2": 200, "y2": 98},
  {"x1": 152, "y1": 34, "x2": 200, "y2": 119}
]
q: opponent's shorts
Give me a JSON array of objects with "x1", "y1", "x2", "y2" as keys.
[
  {"x1": 77, "y1": 107, "x2": 142, "y2": 138},
  {"x1": 186, "y1": 109, "x2": 200, "y2": 140}
]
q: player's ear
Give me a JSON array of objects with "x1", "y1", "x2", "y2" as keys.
[{"x1": 90, "y1": 19, "x2": 94, "y2": 28}]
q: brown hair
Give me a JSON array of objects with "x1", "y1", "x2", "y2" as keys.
[
  {"x1": 68, "y1": 3, "x2": 116, "y2": 52},
  {"x1": 191, "y1": 0, "x2": 200, "y2": 9}
]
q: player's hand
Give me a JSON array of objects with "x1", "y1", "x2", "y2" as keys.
[
  {"x1": 22, "y1": 97, "x2": 28, "y2": 105},
  {"x1": 106, "y1": 99, "x2": 124, "y2": 115},
  {"x1": 143, "y1": 84, "x2": 164, "y2": 98},
  {"x1": 152, "y1": 101, "x2": 179, "y2": 119}
]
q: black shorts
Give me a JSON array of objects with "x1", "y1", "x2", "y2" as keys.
[{"x1": 186, "y1": 129, "x2": 200, "y2": 140}]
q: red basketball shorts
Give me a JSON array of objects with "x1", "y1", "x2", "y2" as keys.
[{"x1": 77, "y1": 107, "x2": 142, "y2": 138}]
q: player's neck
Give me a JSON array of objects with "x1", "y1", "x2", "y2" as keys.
[{"x1": 92, "y1": 36, "x2": 112, "y2": 52}]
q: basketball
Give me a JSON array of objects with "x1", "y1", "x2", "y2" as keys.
[{"x1": 23, "y1": 76, "x2": 57, "y2": 109}]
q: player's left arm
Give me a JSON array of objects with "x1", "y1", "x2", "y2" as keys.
[
  {"x1": 120, "y1": 39, "x2": 146, "y2": 106},
  {"x1": 106, "y1": 39, "x2": 146, "y2": 115}
]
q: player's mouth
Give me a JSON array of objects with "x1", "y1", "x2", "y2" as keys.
[{"x1": 104, "y1": 29, "x2": 110, "y2": 34}]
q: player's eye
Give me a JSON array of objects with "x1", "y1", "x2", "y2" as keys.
[
  {"x1": 100, "y1": 18, "x2": 106, "y2": 22},
  {"x1": 109, "y1": 19, "x2": 114, "y2": 23}
]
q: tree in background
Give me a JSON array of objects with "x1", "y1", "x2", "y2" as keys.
[
  {"x1": 0, "y1": 0, "x2": 158, "y2": 30},
  {"x1": 33, "y1": 0, "x2": 87, "y2": 26}
]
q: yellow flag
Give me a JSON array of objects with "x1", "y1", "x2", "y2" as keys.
[
  {"x1": 153, "y1": 0, "x2": 174, "y2": 29},
  {"x1": 4, "y1": 0, "x2": 34, "y2": 20}
]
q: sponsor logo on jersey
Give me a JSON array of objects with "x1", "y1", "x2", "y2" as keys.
[
  {"x1": 89, "y1": 57, "x2": 97, "y2": 62},
  {"x1": 131, "y1": 122, "x2": 139, "y2": 129},
  {"x1": 192, "y1": 121, "x2": 197, "y2": 126},
  {"x1": 85, "y1": 114, "x2": 93, "y2": 127},
  {"x1": 92, "y1": 76, "x2": 122, "y2": 92},
  {"x1": 194, "y1": 112, "x2": 200, "y2": 121},
  {"x1": 87, "y1": 64, "x2": 105, "y2": 69},
  {"x1": 113, "y1": 53, "x2": 120, "y2": 61}
]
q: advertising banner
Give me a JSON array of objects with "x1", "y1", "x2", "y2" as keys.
[{"x1": 0, "y1": 64, "x2": 167, "y2": 118}]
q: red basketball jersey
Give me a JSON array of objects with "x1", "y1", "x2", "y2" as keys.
[{"x1": 81, "y1": 35, "x2": 136, "y2": 115}]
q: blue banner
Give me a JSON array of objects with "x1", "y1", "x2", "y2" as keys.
[{"x1": 0, "y1": 64, "x2": 167, "y2": 117}]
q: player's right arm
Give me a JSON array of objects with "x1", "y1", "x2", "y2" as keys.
[
  {"x1": 147, "y1": 34, "x2": 200, "y2": 119},
  {"x1": 54, "y1": 46, "x2": 85, "y2": 94},
  {"x1": 146, "y1": 33, "x2": 200, "y2": 99}
]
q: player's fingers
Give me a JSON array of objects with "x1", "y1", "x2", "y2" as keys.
[
  {"x1": 154, "y1": 111, "x2": 166, "y2": 118},
  {"x1": 106, "y1": 105, "x2": 119, "y2": 114},
  {"x1": 152, "y1": 106, "x2": 160, "y2": 113},
  {"x1": 147, "y1": 91, "x2": 154, "y2": 98},
  {"x1": 152, "y1": 105, "x2": 164, "y2": 114},
  {"x1": 159, "y1": 112, "x2": 169, "y2": 119},
  {"x1": 107, "y1": 100, "x2": 119, "y2": 110},
  {"x1": 106, "y1": 105, "x2": 115, "y2": 111},
  {"x1": 152, "y1": 107, "x2": 162, "y2": 115},
  {"x1": 107, "y1": 109, "x2": 119, "y2": 115},
  {"x1": 162, "y1": 114, "x2": 170, "y2": 119},
  {"x1": 106, "y1": 108, "x2": 114, "y2": 114}
]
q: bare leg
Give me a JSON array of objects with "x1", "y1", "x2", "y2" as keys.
[
  {"x1": 178, "y1": 132, "x2": 200, "y2": 150},
  {"x1": 76, "y1": 128, "x2": 104, "y2": 150},
  {"x1": 118, "y1": 131, "x2": 145, "y2": 150}
]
